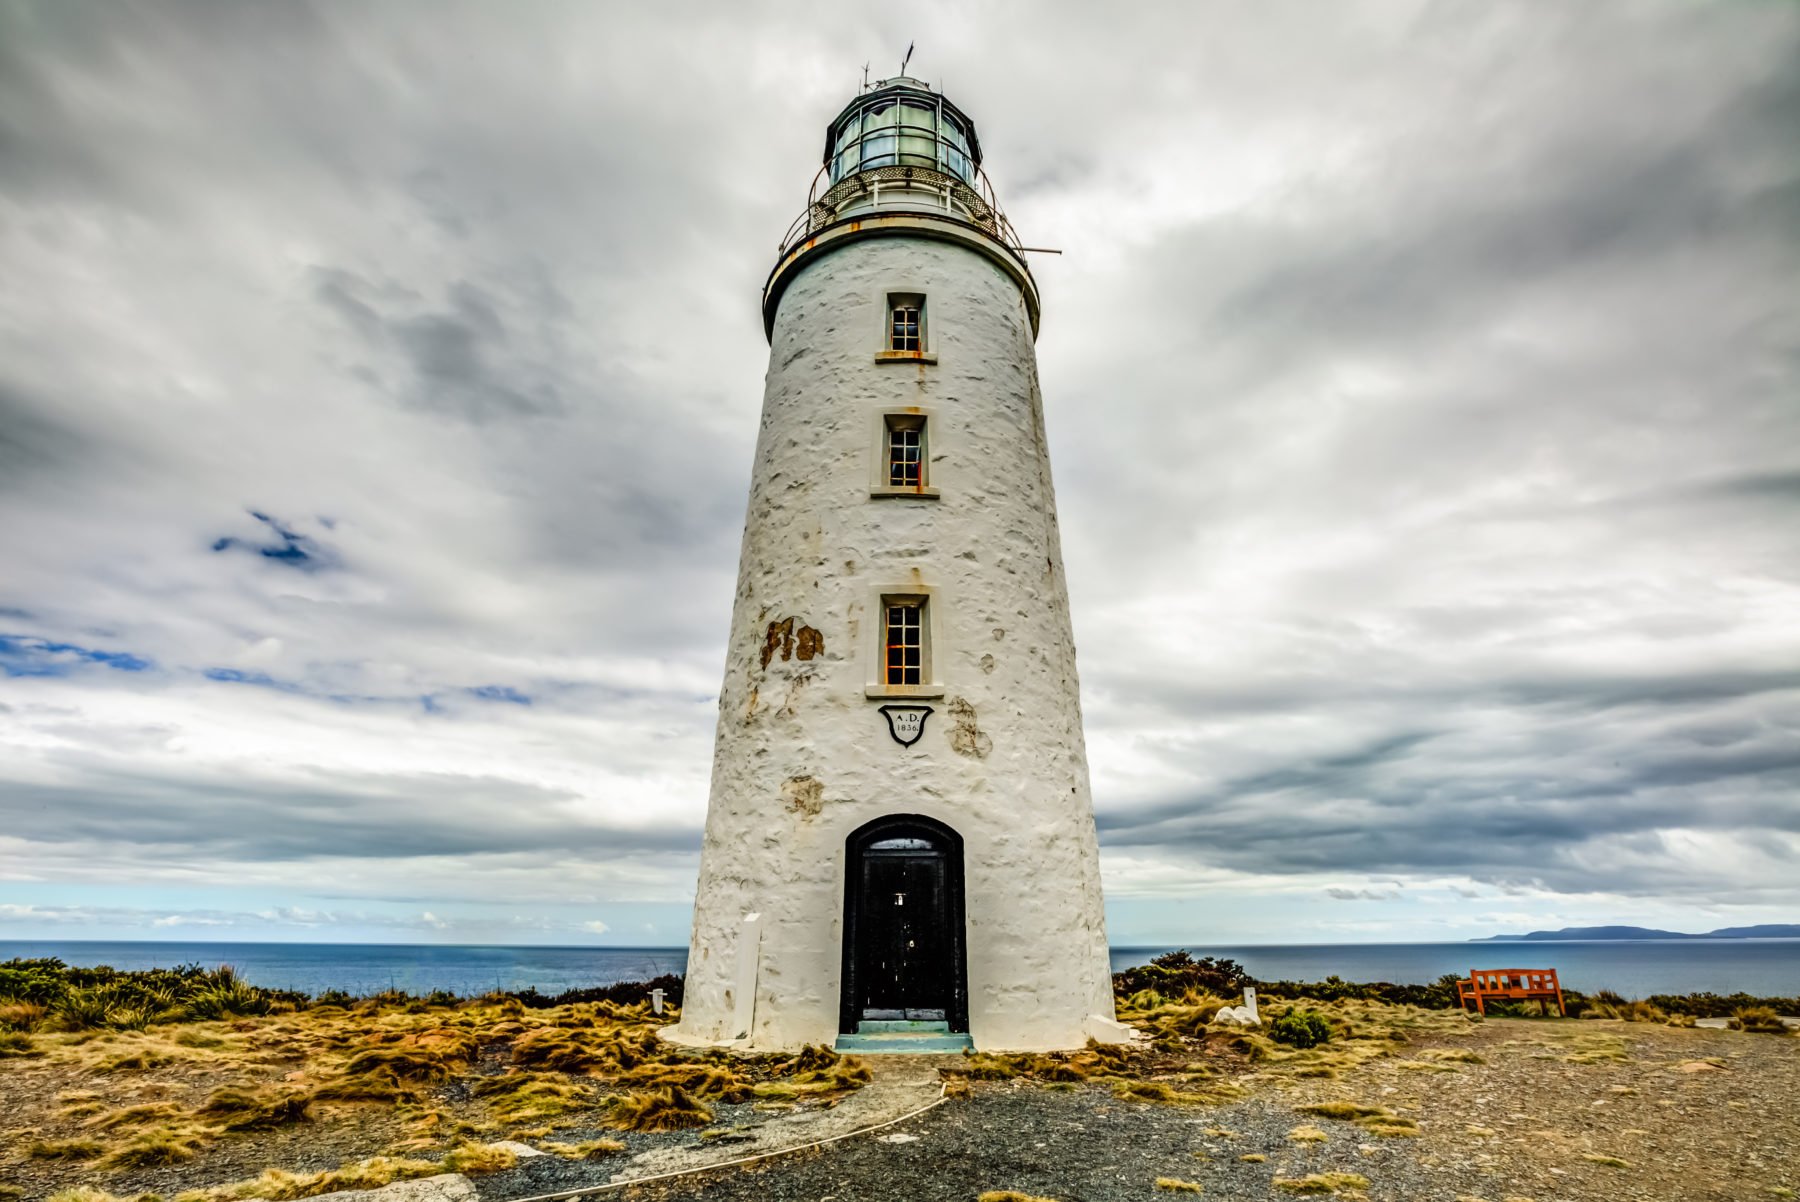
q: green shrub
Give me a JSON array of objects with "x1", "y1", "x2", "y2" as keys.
[
  {"x1": 1113, "y1": 950, "x2": 1254, "y2": 999},
  {"x1": 1269, "y1": 1008, "x2": 1332, "y2": 1049}
]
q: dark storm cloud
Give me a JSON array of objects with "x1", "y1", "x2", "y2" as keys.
[
  {"x1": 314, "y1": 269, "x2": 563, "y2": 421},
  {"x1": 0, "y1": 381, "x2": 93, "y2": 485},
  {"x1": 4, "y1": 758, "x2": 692, "y2": 861}
]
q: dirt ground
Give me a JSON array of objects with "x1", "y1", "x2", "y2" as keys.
[
  {"x1": 3, "y1": 1006, "x2": 1796, "y2": 1202},
  {"x1": 480, "y1": 1017, "x2": 1800, "y2": 1202}
]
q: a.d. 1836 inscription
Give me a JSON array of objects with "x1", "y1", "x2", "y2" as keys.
[{"x1": 878, "y1": 704, "x2": 933, "y2": 747}]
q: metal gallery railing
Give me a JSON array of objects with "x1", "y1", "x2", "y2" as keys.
[{"x1": 777, "y1": 120, "x2": 1025, "y2": 257}]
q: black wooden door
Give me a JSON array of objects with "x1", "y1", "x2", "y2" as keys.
[
  {"x1": 858, "y1": 851, "x2": 949, "y2": 1016},
  {"x1": 841, "y1": 815, "x2": 967, "y2": 1033}
]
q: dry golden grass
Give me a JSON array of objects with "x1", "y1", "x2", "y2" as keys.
[
  {"x1": 604, "y1": 1083, "x2": 713, "y2": 1132},
  {"x1": 1272, "y1": 1171, "x2": 1372, "y2": 1194},
  {"x1": 1154, "y1": 1178, "x2": 1204, "y2": 1193},
  {"x1": 1289, "y1": 1125, "x2": 1329, "y2": 1142},
  {"x1": 199, "y1": 1085, "x2": 312, "y2": 1131},
  {"x1": 169, "y1": 1154, "x2": 445, "y2": 1201},
  {"x1": 470, "y1": 1071, "x2": 596, "y2": 1126},
  {"x1": 100, "y1": 1125, "x2": 207, "y2": 1169},
  {"x1": 540, "y1": 1137, "x2": 628, "y2": 1160},
  {"x1": 1295, "y1": 1100, "x2": 1418, "y2": 1138},
  {"x1": 25, "y1": 1137, "x2": 104, "y2": 1160},
  {"x1": 2, "y1": 993, "x2": 869, "y2": 1201},
  {"x1": 1110, "y1": 1078, "x2": 1245, "y2": 1107},
  {"x1": 437, "y1": 1142, "x2": 519, "y2": 1174},
  {"x1": 976, "y1": 1193, "x2": 1061, "y2": 1202}
]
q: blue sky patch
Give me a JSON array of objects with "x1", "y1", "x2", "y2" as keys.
[
  {"x1": 468, "y1": 684, "x2": 532, "y2": 705},
  {"x1": 211, "y1": 510, "x2": 334, "y2": 570},
  {"x1": 0, "y1": 635, "x2": 153, "y2": 677},
  {"x1": 202, "y1": 666, "x2": 302, "y2": 693}
]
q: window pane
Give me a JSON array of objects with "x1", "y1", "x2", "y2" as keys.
[
  {"x1": 884, "y1": 601, "x2": 924, "y2": 685},
  {"x1": 890, "y1": 305, "x2": 920, "y2": 351},
  {"x1": 888, "y1": 423, "x2": 922, "y2": 487}
]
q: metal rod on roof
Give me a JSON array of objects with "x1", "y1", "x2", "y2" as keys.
[{"x1": 1015, "y1": 247, "x2": 1064, "y2": 254}]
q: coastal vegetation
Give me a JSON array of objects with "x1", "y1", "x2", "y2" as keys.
[{"x1": 1, "y1": 952, "x2": 1794, "y2": 1201}]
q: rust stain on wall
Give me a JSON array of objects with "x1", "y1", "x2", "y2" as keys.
[
  {"x1": 947, "y1": 696, "x2": 993, "y2": 760},
  {"x1": 780, "y1": 774, "x2": 853, "y2": 819},
  {"x1": 781, "y1": 775, "x2": 825, "y2": 817},
  {"x1": 761, "y1": 616, "x2": 825, "y2": 668}
]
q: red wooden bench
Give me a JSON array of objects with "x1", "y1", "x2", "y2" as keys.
[{"x1": 1457, "y1": 967, "x2": 1565, "y2": 1016}]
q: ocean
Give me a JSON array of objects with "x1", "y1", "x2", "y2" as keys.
[{"x1": 5, "y1": 939, "x2": 1799, "y2": 999}]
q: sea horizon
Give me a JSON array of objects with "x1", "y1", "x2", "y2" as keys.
[{"x1": 6, "y1": 936, "x2": 1798, "y2": 999}]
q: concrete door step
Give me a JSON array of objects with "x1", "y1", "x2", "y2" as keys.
[
  {"x1": 858, "y1": 1019, "x2": 950, "y2": 1034},
  {"x1": 835, "y1": 1024, "x2": 972, "y2": 1055}
]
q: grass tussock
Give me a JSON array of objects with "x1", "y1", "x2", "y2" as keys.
[
  {"x1": 1110, "y1": 1078, "x2": 1244, "y2": 1107},
  {"x1": 1299, "y1": 1101, "x2": 1389, "y2": 1121},
  {"x1": 1419, "y1": 1048, "x2": 1485, "y2": 1064},
  {"x1": 1155, "y1": 1179, "x2": 1204, "y2": 1193},
  {"x1": 976, "y1": 1193, "x2": 1061, "y2": 1202},
  {"x1": 1296, "y1": 1101, "x2": 1418, "y2": 1138},
  {"x1": 1582, "y1": 1153, "x2": 1631, "y2": 1168},
  {"x1": 307, "y1": 1072, "x2": 417, "y2": 1104},
  {"x1": 338, "y1": 1042, "x2": 460, "y2": 1083},
  {"x1": 1289, "y1": 1125, "x2": 1329, "y2": 1142},
  {"x1": 199, "y1": 1085, "x2": 312, "y2": 1130},
  {"x1": 26, "y1": 1138, "x2": 105, "y2": 1160},
  {"x1": 604, "y1": 1084, "x2": 713, "y2": 1132},
  {"x1": 541, "y1": 1137, "x2": 628, "y2": 1161},
  {"x1": 101, "y1": 1126, "x2": 207, "y2": 1169},
  {"x1": 1272, "y1": 1171, "x2": 1372, "y2": 1194},
  {"x1": 1731, "y1": 1006, "x2": 1790, "y2": 1034},
  {"x1": 84, "y1": 1101, "x2": 184, "y2": 1131},
  {"x1": 438, "y1": 1142, "x2": 520, "y2": 1174},
  {"x1": 470, "y1": 1072, "x2": 596, "y2": 1125},
  {"x1": 512, "y1": 1025, "x2": 658, "y2": 1073},
  {"x1": 169, "y1": 1154, "x2": 445, "y2": 1201},
  {"x1": 615, "y1": 1060, "x2": 753, "y2": 1101},
  {"x1": 95, "y1": 1046, "x2": 177, "y2": 1072}
]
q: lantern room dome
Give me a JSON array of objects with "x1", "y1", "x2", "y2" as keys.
[{"x1": 823, "y1": 77, "x2": 983, "y2": 187}]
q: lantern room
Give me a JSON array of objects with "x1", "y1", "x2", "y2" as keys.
[{"x1": 824, "y1": 76, "x2": 982, "y2": 185}]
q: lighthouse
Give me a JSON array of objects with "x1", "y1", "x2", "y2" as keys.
[{"x1": 665, "y1": 76, "x2": 1124, "y2": 1053}]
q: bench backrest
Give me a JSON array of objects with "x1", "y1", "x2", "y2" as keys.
[{"x1": 1468, "y1": 968, "x2": 1560, "y2": 994}]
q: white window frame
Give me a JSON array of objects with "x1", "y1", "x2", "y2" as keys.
[
  {"x1": 869, "y1": 407, "x2": 940, "y2": 498},
  {"x1": 863, "y1": 584, "x2": 945, "y2": 699},
  {"x1": 874, "y1": 290, "x2": 937, "y2": 364}
]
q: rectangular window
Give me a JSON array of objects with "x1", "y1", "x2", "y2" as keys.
[
  {"x1": 884, "y1": 600, "x2": 924, "y2": 686},
  {"x1": 887, "y1": 415, "x2": 925, "y2": 490},
  {"x1": 888, "y1": 294, "x2": 924, "y2": 352}
]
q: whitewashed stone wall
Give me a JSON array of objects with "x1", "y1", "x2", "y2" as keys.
[{"x1": 667, "y1": 233, "x2": 1117, "y2": 1052}]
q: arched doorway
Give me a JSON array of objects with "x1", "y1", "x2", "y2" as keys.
[{"x1": 840, "y1": 814, "x2": 968, "y2": 1033}]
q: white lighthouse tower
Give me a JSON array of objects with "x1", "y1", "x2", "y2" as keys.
[{"x1": 665, "y1": 76, "x2": 1123, "y2": 1053}]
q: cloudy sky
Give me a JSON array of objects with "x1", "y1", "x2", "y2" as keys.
[{"x1": 2, "y1": 0, "x2": 1796, "y2": 948}]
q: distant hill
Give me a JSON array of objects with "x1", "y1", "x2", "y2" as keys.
[{"x1": 1472, "y1": 924, "x2": 1800, "y2": 941}]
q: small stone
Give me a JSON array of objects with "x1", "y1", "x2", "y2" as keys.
[
  {"x1": 490, "y1": 1140, "x2": 546, "y2": 1158},
  {"x1": 878, "y1": 1133, "x2": 919, "y2": 1144}
]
